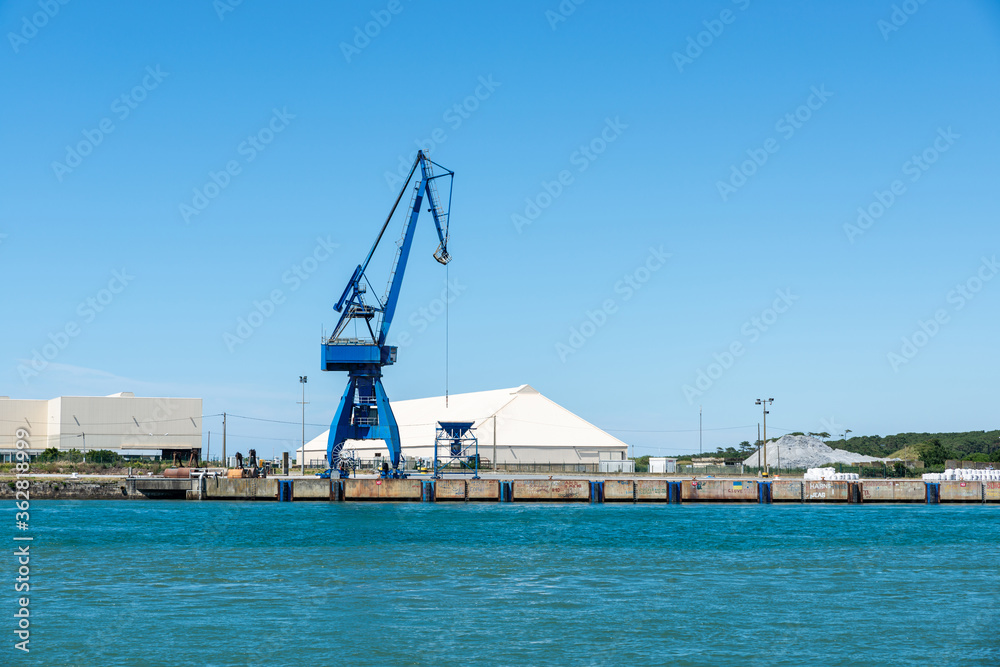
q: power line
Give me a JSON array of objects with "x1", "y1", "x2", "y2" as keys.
[
  {"x1": 0, "y1": 407, "x2": 810, "y2": 442},
  {"x1": 605, "y1": 424, "x2": 756, "y2": 434},
  {"x1": 224, "y1": 413, "x2": 330, "y2": 428}
]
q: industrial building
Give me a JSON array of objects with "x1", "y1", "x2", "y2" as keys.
[
  {"x1": 298, "y1": 385, "x2": 629, "y2": 467},
  {"x1": 0, "y1": 393, "x2": 202, "y2": 461}
]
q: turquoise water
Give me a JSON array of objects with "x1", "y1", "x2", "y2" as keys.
[{"x1": 6, "y1": 501, "x2": 999, "y2": 665}]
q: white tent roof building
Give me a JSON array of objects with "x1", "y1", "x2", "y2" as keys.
[{"x1": 298, "y1": 385, "x2": 628, "y2": 466}]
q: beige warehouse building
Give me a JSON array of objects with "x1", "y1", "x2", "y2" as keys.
[
  {"x1": 0, "y1": 392, "x2": 202, "y2": 461},
  {"x1": 298, "y1": 385, "x2": 629, "y2": 466}
]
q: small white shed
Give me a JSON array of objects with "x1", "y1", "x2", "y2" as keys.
[{"x1": 648, "y1": 457, "x2": 677, "y2": 474}]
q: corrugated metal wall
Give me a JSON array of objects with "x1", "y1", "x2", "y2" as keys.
[
  {"x1": 0, "y1": 399, "x2": 49, "y2": 450},
  {"x1": 0, "y1": 396, "x2": 202, "y2": 453}
]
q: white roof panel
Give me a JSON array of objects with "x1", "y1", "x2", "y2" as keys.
[{"x1": 301, "y1": 385, "x2": 627, "y2": 462}]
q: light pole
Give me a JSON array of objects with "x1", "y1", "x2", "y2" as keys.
[
  {"x1": 755, "y1": 398, "x2": 773, "y2": 475},
  {"x1": 73, "y1": 415, "x2": 86, "y2": 464},
  {"x1": 299, "y1": 376, "x2": 308, "y2": 475}
]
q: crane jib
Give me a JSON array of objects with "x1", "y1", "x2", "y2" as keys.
[{"x1": 333, "y1": 265, "x2": 363, "y2": 313}]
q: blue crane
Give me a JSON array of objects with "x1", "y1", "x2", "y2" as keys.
[{"x1": 321, "y1": 151, "x2": 454, "y2": 478}]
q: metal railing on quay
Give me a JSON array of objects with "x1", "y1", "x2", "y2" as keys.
[{"x1": 493, "y1": 463, "x2": 599, "y2": 474}]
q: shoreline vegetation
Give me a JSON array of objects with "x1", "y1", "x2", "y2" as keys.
[{"x1": 3, "y1": 430, "x2": 996, "y2": 480}]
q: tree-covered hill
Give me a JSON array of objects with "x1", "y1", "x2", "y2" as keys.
[
  {"x1": 660, "y1": 430, "x2": 1000, "y2": 463},
  {"x1": 830, "y1": 430, "x2": 1000, "y2": 460}
]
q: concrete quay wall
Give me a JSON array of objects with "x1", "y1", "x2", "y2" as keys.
[
  {"x1": 11, "y1": 477, "x2": 1000, "y2": 504},
  {"x1": 513, "y1": 479, "x2": 589, "y2": 502},
  {"x1": 293, "y1": 478, "x2": 332, "y2": 500},
  {"x1": 345, "y1": 479, "x2": 422, "y2": 501},
  {"x1": 684, "y1": 479, "x2": 758, "y2": 502},
  {"x1": 203, "y1": 477, "x2": 277, "y2": 500}
]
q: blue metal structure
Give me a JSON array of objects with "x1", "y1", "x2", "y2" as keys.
[
  {"x1": 322, "y1": 151, "x2": 454, "y2": 478},
  {"x1": 433, "y1": 421, "x2": 479, "y2": 479}
]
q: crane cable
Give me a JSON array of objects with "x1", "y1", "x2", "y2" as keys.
[
  {"x1": 445, "y1": 262, "x2": 449, "y2": 408},
  {"x1": 443, "y1": 169, "x2": 453, "y2": 409}
]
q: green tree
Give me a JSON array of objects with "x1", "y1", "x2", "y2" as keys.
[
  {"x1": 38, "y1": 447, "x2": 61, "y2": 462},
  {"x1": 917, "y1": 439, "x2": 955, "y2": 466},
  {"x1": 88, "y1": 450, "x2": 121, "y2": 465}
]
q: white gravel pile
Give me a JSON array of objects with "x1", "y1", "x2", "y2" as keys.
[{"x1": 743, "y1": 434, "x2": 891, "y2": 469}]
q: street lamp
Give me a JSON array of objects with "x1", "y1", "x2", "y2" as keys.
[
  {"x1": 755, "y1": 398, "x2": 773, "y2": 475},
  {"x1": 299, "y1": 376, "x2": 308, "y2": 475}
]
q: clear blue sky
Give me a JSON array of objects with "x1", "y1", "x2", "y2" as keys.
[{"x1": 2, "y1": 0, "x2": 998, "y2": 457}]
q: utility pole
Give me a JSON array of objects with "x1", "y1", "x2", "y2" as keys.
[
  {"x1": 72, "y1": 415, "x2": 86, "y2": 464},
  {"x1": 299, "y1": 376, "x2": 308, "y2": 475},
  {"x1": 755, "y1": 398, "x2": 773, "y2": 476},
  {"x1": 207, "y1": 431, "x2": 211, "y2": 465},
  {"x1": 493, "y1": 415, "x2": 497, "y2": 474},
  {"x1": 222, "y1": 412, "x2": 227, "y2": 469},
  {"x1": 699, "y1": 405, "x2": 702, "y2": 456}
]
